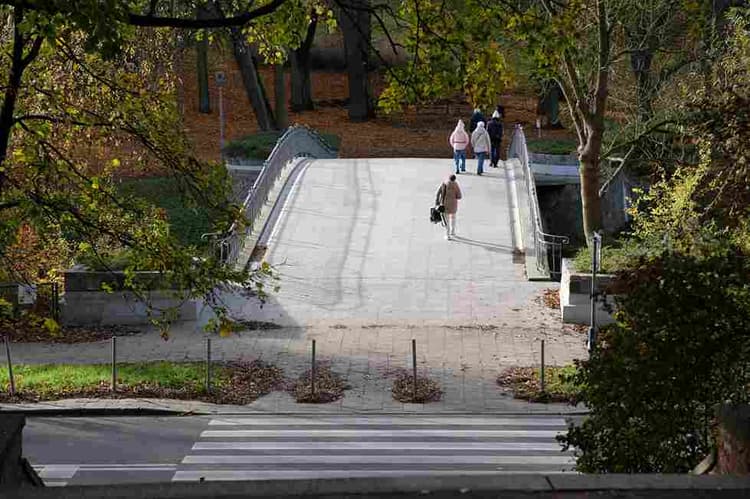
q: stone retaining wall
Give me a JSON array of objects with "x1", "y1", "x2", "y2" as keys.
[
  {"x1": 61, "y1": 270, "x2": 197, "y2": 326},
  {"x1": 559, "y1": 258, "x2": 617, "y2": 325}
]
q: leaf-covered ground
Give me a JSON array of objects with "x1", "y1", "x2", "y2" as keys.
[
  {"x1": 2, "y1": 317, "x2": 140, "y2": 344},
  {"x1": 289, "y1": 362, "x2": 350, "y2": 403},
  {"x1": 391, "y1": 370, "x2": 443, "y2": 403},
  {"x1": 540, "y1": 288, "x2": 560, "y2": 310}
]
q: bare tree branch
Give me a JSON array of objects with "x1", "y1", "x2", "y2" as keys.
[{"x1": 128, "y1": 0, "x2": 288, "y2": 28}]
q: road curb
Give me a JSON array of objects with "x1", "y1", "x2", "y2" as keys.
[
  {"x1": 0, "y1": 407, "x2": 188, "y2": 417},
  {"x1": 0, "y1": 404, "x2": 589, "y2": 417}
]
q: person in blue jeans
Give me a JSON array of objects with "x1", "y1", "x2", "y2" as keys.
[
  {"x1": 471, "y1": 121, "x2": 491, "y2": 175},
  {"x1": 449, "y1": 120, "x2": 469, "y2": 174}
]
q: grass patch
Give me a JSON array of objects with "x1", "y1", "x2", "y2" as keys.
[
  {"x1": 497, "y1": 365, "x2": 580, "y2": 404},
  {"x1": 0, "y1": 360, "x2": 284, "y2": 404},
  {"x1": 224, "y1": 130, "x2": 340, "y2": 160},
  {"x1": 118, "y1": 177, "x2": 212, "y2": 248},
  {"x1": 0, "y1": 362, "x2": 211, "y2": 398},
  {"x1": 526, "y1": 138, "x2": 577, "y2": 155}
]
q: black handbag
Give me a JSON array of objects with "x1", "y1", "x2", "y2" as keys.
[{"x1": 430, "y1": 206, "x2": 441, "y2": 223}]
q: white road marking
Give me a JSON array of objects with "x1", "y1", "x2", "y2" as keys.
[
  {"x1": 201, "y1": 429, "x2": 563, "y2": 438},
  {"x1": 35, "y1": 465, "x2": 78, "y2": 480},
  {"x1": 192, "y1": 441, "x2": 565, "y2": 451},
  {"x1": 182, "y1": 455, "x2": 575, "y2": 465},
  {"x1": 207, "y1": 417, "x2": 568, "y2": 427}
]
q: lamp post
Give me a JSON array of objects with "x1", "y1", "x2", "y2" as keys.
[
  {"x1": 215, "y1": 71, "x2": 227, "y2": 161},
  {"x1": 588, "y1": 231, "x2": 602, "y2": 352}
]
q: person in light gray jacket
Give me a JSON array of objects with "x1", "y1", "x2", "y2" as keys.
[{"x1": 471, "y1": 121, "x2": 491, "y2": 175}]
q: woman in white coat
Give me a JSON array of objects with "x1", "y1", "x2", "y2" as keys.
[{"x1": 471, "y1": 121, "x2": 491, "y2": 175}]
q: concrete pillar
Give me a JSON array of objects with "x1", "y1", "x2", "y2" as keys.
[{"x1": 716, "y1": 404, "x2": 750, "y2": 474}]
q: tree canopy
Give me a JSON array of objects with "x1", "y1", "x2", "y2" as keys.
[{"x1": 0, "y1": 2, "x2": 298, "y2": 331}]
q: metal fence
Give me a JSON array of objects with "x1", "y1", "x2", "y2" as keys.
[
  {"x1": 205, "y1": 125, "x2": 338, "y2": 267},
  {"x1": 508, "y1": 125, "x2": 569, "y2": 278}
]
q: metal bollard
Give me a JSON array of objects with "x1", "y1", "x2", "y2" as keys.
[
  {"x1": 4, "y1": 336, "x2": 15, "y2": 397},
  {"x1": 205, "y1": 338, "x2": 212, "y2": 394},
  {"x1": 111, "y1": 336, "x2": 117, "y2": 392},
  {"x1": 540, "y1": 339, "x2": 546, "y2": 394},
  {"x1": 311, "y1": 339, "x2": 316, "y2": 396},
  {"x1": 412, "y1": 339, "x2": 418, "y2": 400}
]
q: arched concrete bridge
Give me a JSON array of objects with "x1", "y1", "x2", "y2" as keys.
[{"x1": 236, "y1": 158, "x2": 552, "y2": 329}]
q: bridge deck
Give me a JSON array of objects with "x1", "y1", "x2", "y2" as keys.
[{"x1": 238, "y1": 158, "x2": 549, "y2": 327}]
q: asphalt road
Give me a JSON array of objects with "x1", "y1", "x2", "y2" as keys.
[
  {"x1": 23, "y1": 414, "x2": 577, "y2": 487},
  {"x1": 24, "y1": 416, "x2": 207, "y2": 486}
]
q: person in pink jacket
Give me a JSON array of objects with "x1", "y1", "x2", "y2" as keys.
[{"x1": 449, "y1": 120, "x2": 469, "y2": 174}]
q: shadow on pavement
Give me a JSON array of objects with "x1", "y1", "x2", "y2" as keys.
[{"x1": 450, "y1": 236, "x2": 512, "y2": 253}]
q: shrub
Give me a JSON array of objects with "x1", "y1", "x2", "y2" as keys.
[
  {"x1": 559, "y1": 249, "x2": 750, "y2": 473},
  {"x1": 224, "y1": 130, "x2": 341, "y2": 160},
  {"x1": 117, "y1": 177, "x2": 212, "y2": 247},
  {"x1": 572, "y1": 239, "x2": 655, "y2": 273}
]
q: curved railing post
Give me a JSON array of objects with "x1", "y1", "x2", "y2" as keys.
[
  {"x1": 508, "y1": 125, "x2": 569, "y2": 278},
  {"x1": 207, "y1": 125, "x2": 337, "y2": 267}
]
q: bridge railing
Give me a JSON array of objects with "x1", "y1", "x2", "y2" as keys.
[
  {"x1": 205, "y1": 125, "x2": 337, "y2": 267},
  {"x1": 508, "y1": 125, "x2": 569, "y2": 278}
]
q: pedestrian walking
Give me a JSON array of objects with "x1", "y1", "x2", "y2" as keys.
[
  {"x1": 469, "y1": 108, "x2": 485, "y2": 134},
  {"x1": 487, "y1": 110, "x2": 503, "y2": 167},
  {"x1": 495, "y1": 103, "x2": 505, "y2": 120},
  {"x1": 471, "y1": 121, "x2": 491, "y2": 175},
  {"x1": 435, "y1": 174, "x2": 462, "y2": 240},
  {"x1": 449, "y1": 120, "x2": 469, "y2": 174}
]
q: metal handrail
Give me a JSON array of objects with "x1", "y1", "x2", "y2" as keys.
[
  {"x1": 205, "y1": 125, "x2": 337, "y2": 267},
  {"x1": 508, "y1": 125, "x2": 569, "y2": 277}
]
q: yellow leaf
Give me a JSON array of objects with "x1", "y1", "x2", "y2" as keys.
[
  {"x1": 43, "y1": 318, "x2": 61, "y2": 336},
  {"x1": 219, "y1": 318, "x2": 232, "y2": 337}
]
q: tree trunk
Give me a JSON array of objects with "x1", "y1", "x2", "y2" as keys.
[
  {"x1": 577, "y1": 0, "x2": 609, "y2": 245},
  {"x1": 338, "y1": 0, "x2": 373, "y2": 122},
  {"x1": 579, "y1": 123, "x2": 604, "y2": 243},
  {"x1": 0, "y1": 9, "x2": 42, "y2": 191},
  {"x1": 291, "y1": 12, "x2": 317, "y2": 112},
  {"x1": 631, "y1": 49, "x2": 653, "y2": 123},
  {"x1": 274, "y1": 64, "x2": 288, "y2": 129},
  {"x1": 196, "y1": 34, "x2": 210, "y2": 113},
  {"x1": 230, "y1": 28, "x2": 276, "y2": 131}
]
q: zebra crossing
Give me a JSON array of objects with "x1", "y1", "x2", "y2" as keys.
[
  {"x1": 172, "y1": 415, "x2": 576, "y2": 482},
  {"x1": 33, "y1": 464, "x2": 178, "y2": 487}
]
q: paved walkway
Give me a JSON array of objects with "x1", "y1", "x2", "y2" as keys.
[{"x1": 10, "y1": 158, "x2": 587, "y2": 413}]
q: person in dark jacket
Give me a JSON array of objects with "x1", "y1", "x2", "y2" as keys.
[
  {"x1": 495, "y1": 103, "x2": 505, "y2": 120},
  {"x1": 469, "y1": 108, "x2": 485, "y2": 133},
  {"x1": 487, "y1": 110, "x2": 504, "y2": 167}
]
